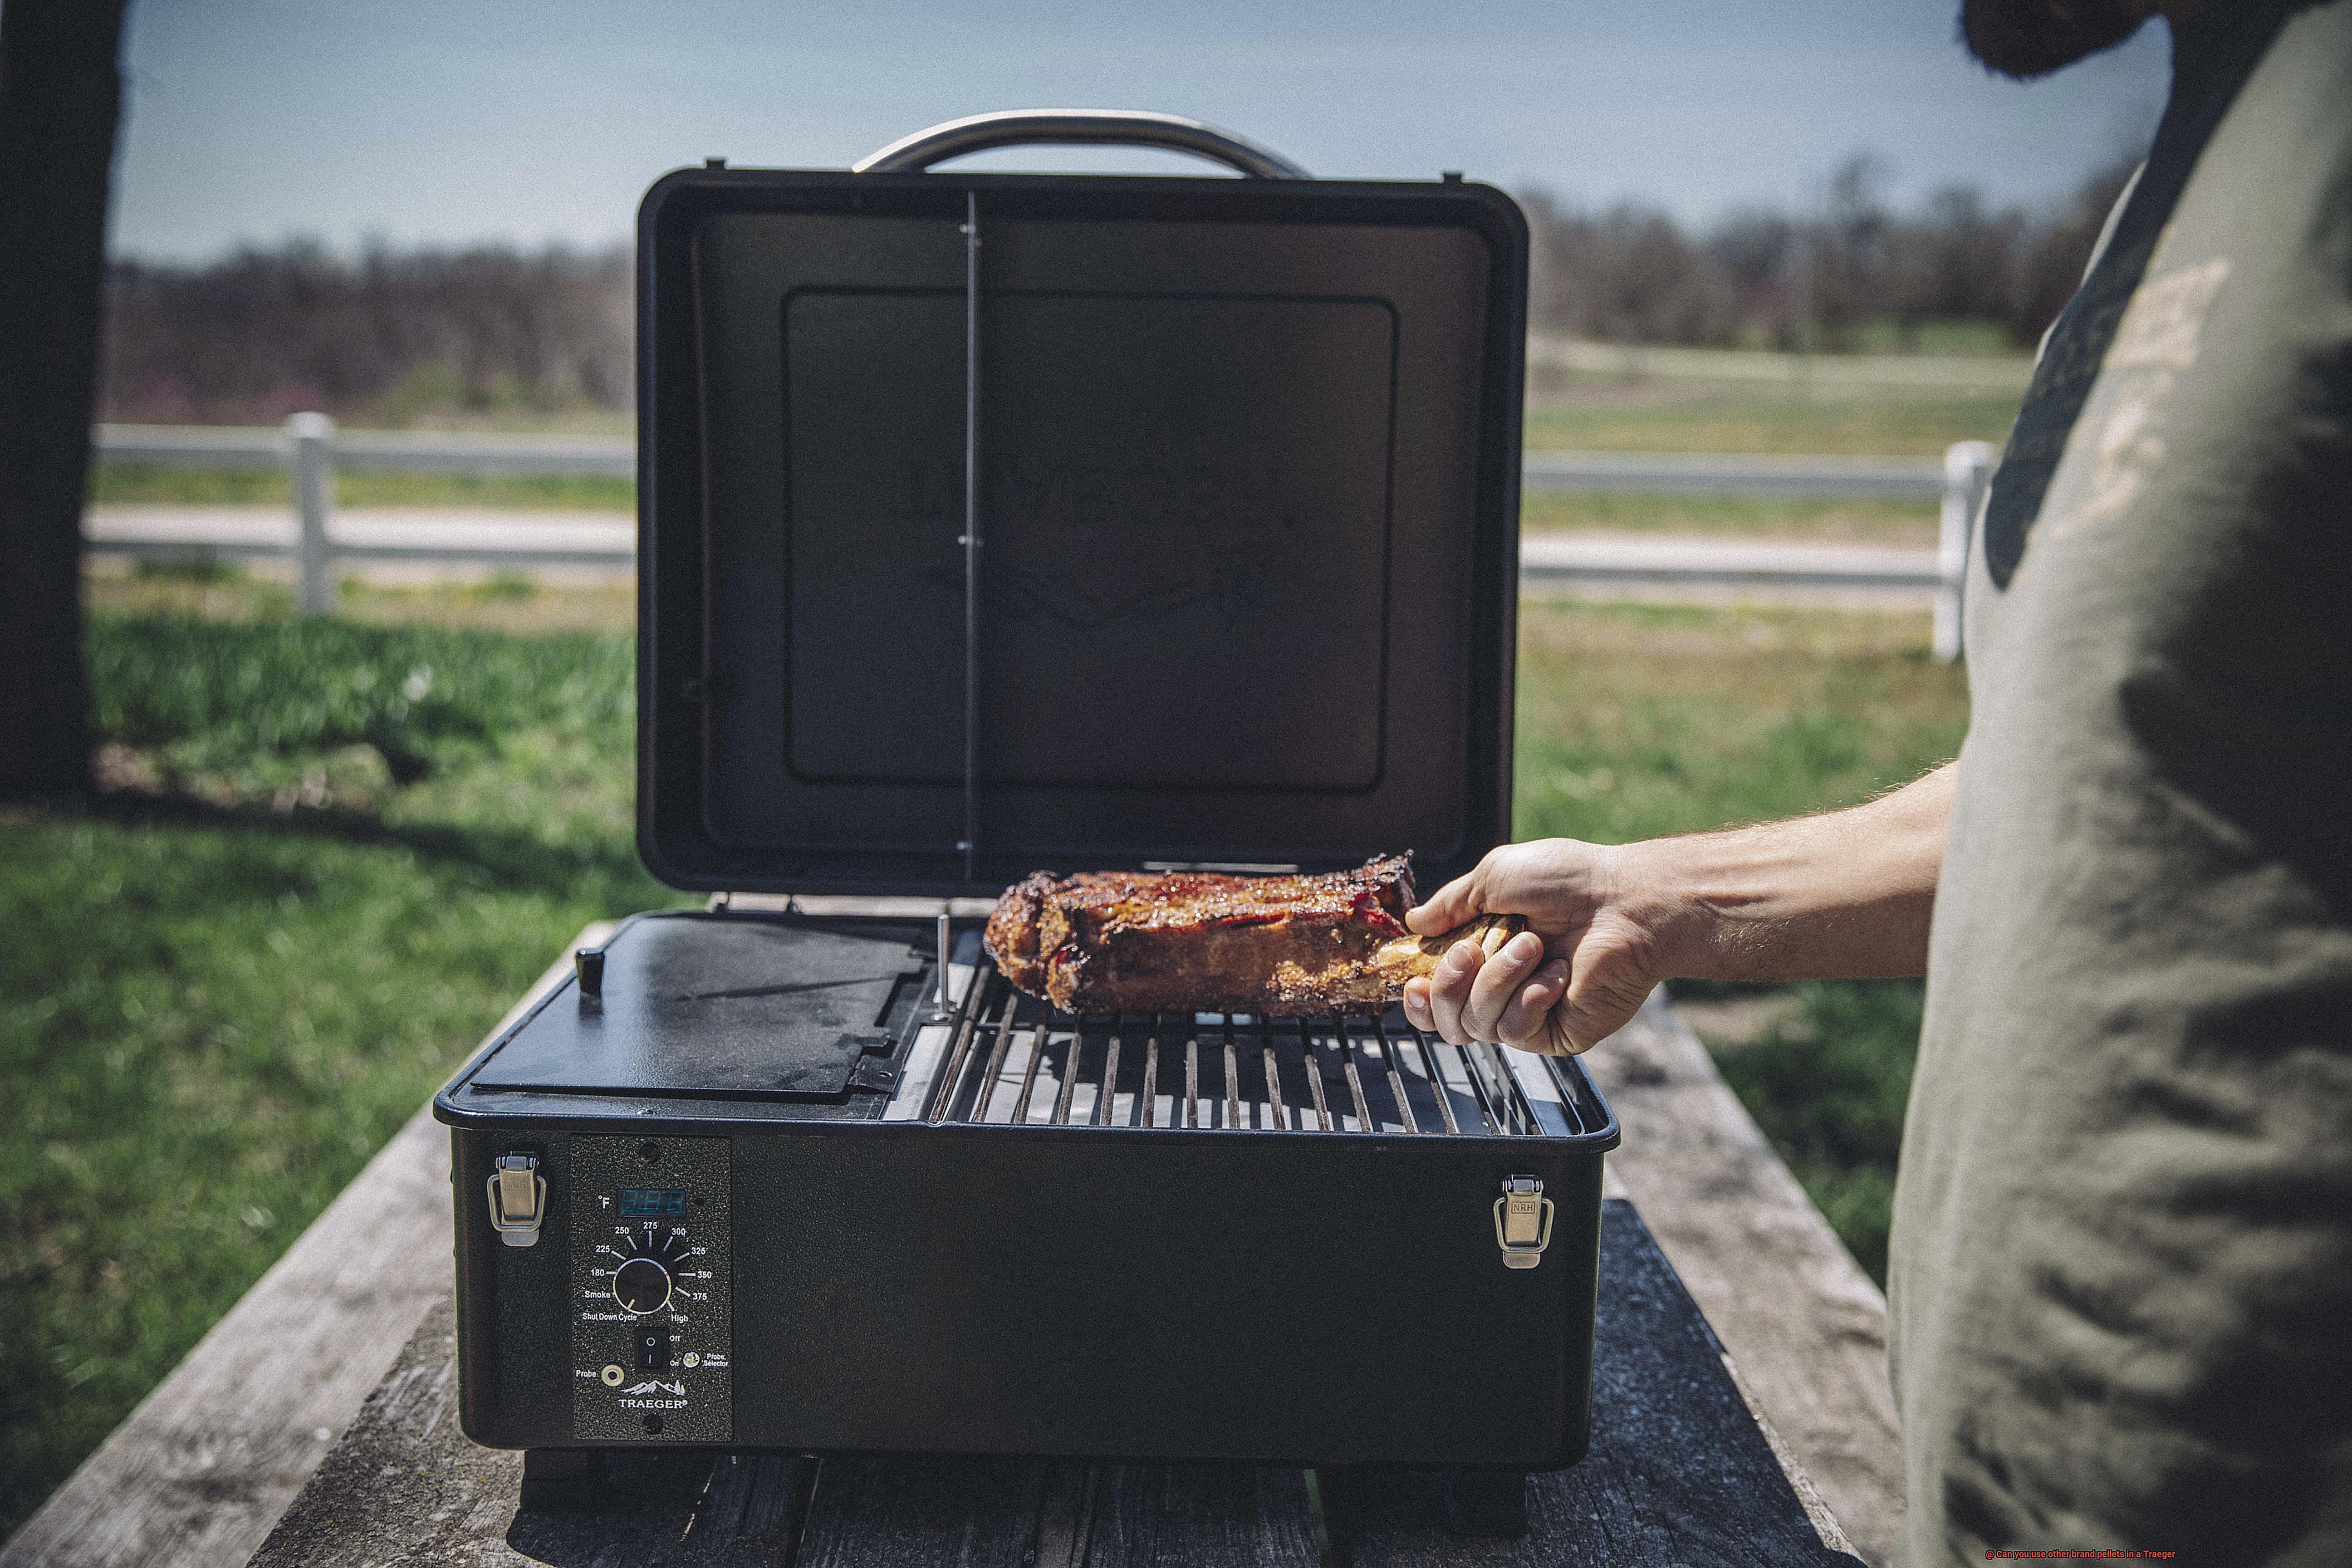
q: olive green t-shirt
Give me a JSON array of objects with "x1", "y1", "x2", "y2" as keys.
[{"x1": 1890, "y1": 3, "x2": 2352, "y2": 1563}]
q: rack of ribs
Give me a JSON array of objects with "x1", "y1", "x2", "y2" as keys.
[{"x1": 983, "y1": 853, "x2": 1524, "y2": 1017}]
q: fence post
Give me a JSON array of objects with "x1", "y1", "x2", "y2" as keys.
[
  {"x1": 1935, "y1": 440, "x2": 1994, "y2": 663},
  {"x1": 286, "y1": 411, "x2": 336, "y2": 616}
]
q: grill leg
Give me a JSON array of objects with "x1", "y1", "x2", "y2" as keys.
[
  {"x1": 1441, "y1": 1469, "x2": 1529, "y2": 1538},
  {"x1": 519, "y1": 1448, "x2": 717, "y2": 1514},
  {"x1": 519, "y1": 1448, "x2": 597, "y2": 1512}
]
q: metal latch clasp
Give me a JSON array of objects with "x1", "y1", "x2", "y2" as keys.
[
  {"x1": 488, "y1": 1152, "x2": 546, "y2": 1248},
  {"x1": 1493, "y1": 1176, "x2": 1553, "y2": 1269}
]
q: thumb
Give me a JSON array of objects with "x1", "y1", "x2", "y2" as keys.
[{"x1": 1406, "y1": 867, "x2": 1485, "y2": 936}]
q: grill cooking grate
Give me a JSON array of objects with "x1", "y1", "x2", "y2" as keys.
[{"x1": 915, "y1": 967, "x2": 1595, "y2": 1138}]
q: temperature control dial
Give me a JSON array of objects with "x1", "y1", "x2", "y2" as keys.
[
  {"x1": 612, "y1": 1256, "x2": 671, "y2": 1314},
  {"x1": 609, "y1": 1230, "x2": 684, "y2": 1315}
]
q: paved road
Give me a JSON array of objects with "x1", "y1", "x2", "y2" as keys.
[{"x1": 86, "y1": 505, "x2": 1945, "y2": 607}]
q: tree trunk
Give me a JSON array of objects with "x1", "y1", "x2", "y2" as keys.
[{"x1": 0, "y1": 0, "x2": 130, "y2": 803}]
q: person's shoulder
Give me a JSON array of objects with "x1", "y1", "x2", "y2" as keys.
[
  {"x1": 2228, "y1": 2, "x2": 2352, "y2": 174},
  {"x1": 2163, "y1": 2, "x2": 2352, "y2": 350}
]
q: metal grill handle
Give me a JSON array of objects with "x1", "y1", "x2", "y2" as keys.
[{"x1": 853, "y1": 109, "x2": 1312, "y2": 180}]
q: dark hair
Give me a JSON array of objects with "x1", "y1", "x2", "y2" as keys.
[{"x1": 1959, "y1": 0, "x2": 2151, "y2": 78}]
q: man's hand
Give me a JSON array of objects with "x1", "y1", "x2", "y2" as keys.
[
  {"x1": 1400, "y1": 840, "x2": 1667, "y2": 1055},
  {"x1": 1401, "y1": 764, "x2": 1957, "y2": 1056}
]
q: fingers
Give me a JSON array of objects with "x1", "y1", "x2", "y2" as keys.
[
  {"x1": 1553, "y1": 963, "x2": 1656, "y2": 1056},
  {"x1": 1401, "y1": 838, "x2": 1647, "y2": 1055},
  {"x1": 1538, "y1": 916, "x2": 1661, "y2": 1055},
  {"x1": 1420, "y1": 919, "x2": 1659, "y2": 1058},
  {"x1": 1494, "y1": 958, "x2": 1568, "y2": 1049},
  {"x1": 1401, "y1": 975, "x2": 1434, "y2": 1032},
  {"x1": 1407, "y1": 838, "x2": 1595, "y2": 938},
  {"x1": 1422, "y1": 930, "x2": 1551, "y2": 1047},
  {"x1": 1405, "y1": 868, "x2": 1482, "y2": 936},
  {"x1": 1462, "y1": 931, "x2": 1546, "y2": 1042},
  {"x1": 1425, "y1": 938, "x2": 1484, "y2": 1044}
]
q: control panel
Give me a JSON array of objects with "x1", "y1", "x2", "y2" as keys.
[{"x1": 568, "y1": 1135, "x2": 731, "y2": 1441}]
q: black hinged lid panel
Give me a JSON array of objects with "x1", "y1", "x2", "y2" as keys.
[{"x1": 638, "y1": 161, "x2": 1524, "y2": 897}]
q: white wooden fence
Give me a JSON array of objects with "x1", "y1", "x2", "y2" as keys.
[{"x1": 91, "y1": 416, "x2": 1994, "y2": 660}]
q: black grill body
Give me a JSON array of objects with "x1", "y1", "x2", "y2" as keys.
[
  {"x1": 437, "y1": 115, "x2": 1618, "y2": 1470},
  {"x1": 439, "y1": 911, "x2": 1617, "y2": 1465}
]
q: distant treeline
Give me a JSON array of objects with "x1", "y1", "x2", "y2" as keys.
[
  {"x1": 100, "y1": 242, "x2": 632, "y2": 425},
  {"x1": 97, "y1": 154, "x2": 2135, "y2": 425},
  {"x1": 1528, "y1": 153, "x2": 2136, "y2": 353}
]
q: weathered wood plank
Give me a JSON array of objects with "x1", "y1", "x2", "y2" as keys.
[
  {"x1": 245, "y1": 1296, "x2": 812, "y2": 1568},
  {"x1": 1585, "y1": 991, "x2": 1904, "y2": 1564},
  {"x1": 793, "y1": 1458, "x2": 1323, "y2": 1568},
  {"x1": 1085, "y1": 1465, "x2": 1324, "y2": 1568},
  {"x1": 0, "y1": 928, "x2": 612, "y2": 1568},
  {"x1": 249, "y1": 1199, "x2": 1840, "y2": 1567}
]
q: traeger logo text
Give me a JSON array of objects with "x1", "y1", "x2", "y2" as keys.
[{"x1": 619, "y1": 1379, "x2": 688, "y2": 1410}]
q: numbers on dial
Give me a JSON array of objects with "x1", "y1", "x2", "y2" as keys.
[{"x1": 608, "y1": 1228, "x2": 688, "y2": 1315}]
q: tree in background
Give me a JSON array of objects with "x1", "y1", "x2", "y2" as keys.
[
  {"x1": 2002, "y1": 154, "x2": 2139, "y2": 348},
  {"x1": 1527, "y1": 196, "x2": 1740, "y2": 347},
  {"x1": 1706, "y1": 210, "x2": 1803, "y2": 350},
  {"x1": 1526, "y1": 152, "x2": 2141, "y2": 354},
  {"x1": 89, "y1": 151, "x2": 2148, "y2": 433},
  {"x1": 103, "y1": 242, "x2": 631, "y2": 425},
  {"x1": 0, "y1": 0, "x2": 131, "y2": 803},
  {"x1": 1805, "y1": 155, "x2": 1896, "y2": 351}
]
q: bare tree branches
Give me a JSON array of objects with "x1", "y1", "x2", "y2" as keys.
[
  {"x1": 88, "y1": 152, "x2": 2146, "y2": 434},
  {"x1": 1526, "y1": 154, "x2": 2140, "y2": 353},
  {"x1": 101, "y1": 242, "x2": 632, "y2": 425}
]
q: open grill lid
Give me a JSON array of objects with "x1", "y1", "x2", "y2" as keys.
[{"x1": 636, "y1": 111, "x2": 1526, "y2": 899}]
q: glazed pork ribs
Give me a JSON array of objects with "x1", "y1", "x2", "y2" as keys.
[{"x1": 983, "y1": 853, "x2": 1523, "y2": 1017}]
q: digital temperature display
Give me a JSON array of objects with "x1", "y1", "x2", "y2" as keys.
[{"x1": 618, "y1": 1188, "x2": 685, "y2": 1217}]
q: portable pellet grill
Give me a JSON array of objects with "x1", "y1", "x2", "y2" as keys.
[{"x1": 435, "y1": 109, "x2": 1619, "y2": 1476}]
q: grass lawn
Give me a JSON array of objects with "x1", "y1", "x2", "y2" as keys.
[
  {"x1": 1, "y1": 587, "x2": 688, "y2": 1537},
  {"x1": 1524, "y1": 375, "x2": 2020, "y2": 456},
  {"x1": 1511, "y1": 598, "x2": 1970, "y2": 1283},
  {"x1": 2, "y1": 580, "x2": 1964, "y2": 1536},
  {"x1": 92, "y1": 463, "x2": 636, "y2": 512}
]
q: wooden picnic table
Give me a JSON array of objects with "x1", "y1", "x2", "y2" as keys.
[
  {"x1": 239, "y1": 1199, "x2": 1851, "y2": 1568},
  {"x1": 3, "y1": 917, "x2": 1900, "y2": 1567}
]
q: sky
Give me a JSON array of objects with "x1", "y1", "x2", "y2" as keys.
[{"x1": 110, "y1": 0, "x2": 2172, "y2": 264}]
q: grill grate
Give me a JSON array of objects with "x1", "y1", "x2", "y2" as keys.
[{"x1": 915, "y1": 967, "x2": 1595, "y2": 1138}]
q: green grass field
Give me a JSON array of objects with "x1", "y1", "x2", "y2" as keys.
[
  {"x1": 1, "y1": 596, "x2": 687, "y2": 1535},
  {"x1": 1708, "y1": 979, "x2": 1926, "y2": 1285},
  {"x1": 92, "y1": 463, "x2": 637, "y2": 512},
  {"x1": 1510, "y1": 598, "x2": 1965, "y2": 1284},
  {"x1": 1523, "y1": 375, "x2": 2020, "y2": 456},
  {"x1": 1, "y1": 583, "x2": 1963, "y2": 1536}
]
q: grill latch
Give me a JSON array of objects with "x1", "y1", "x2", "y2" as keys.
[
  {"x1": 1493, "y1": 1176, "x2": 1553, "y2": 1269},
  {"x1": 488, "y1": 1152, "x2": 546, "y2": 1248}
]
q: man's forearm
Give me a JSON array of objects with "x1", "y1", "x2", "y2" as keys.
[{"x1": 1619, "y1": 762, "x2": 1954, "y2": 982}]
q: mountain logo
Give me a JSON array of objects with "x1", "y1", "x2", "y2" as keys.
[{"x1": 621, "y1": 1379, "x2": 685, "y2": 1398}]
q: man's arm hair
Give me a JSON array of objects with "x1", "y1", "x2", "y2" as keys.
[
  {"x1": 1637, "y1": 760, "x2": 1955, "y2": 984},
  {"x1": 1403, "y1": 763, "x2": 1955, "y2": 1053}
]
